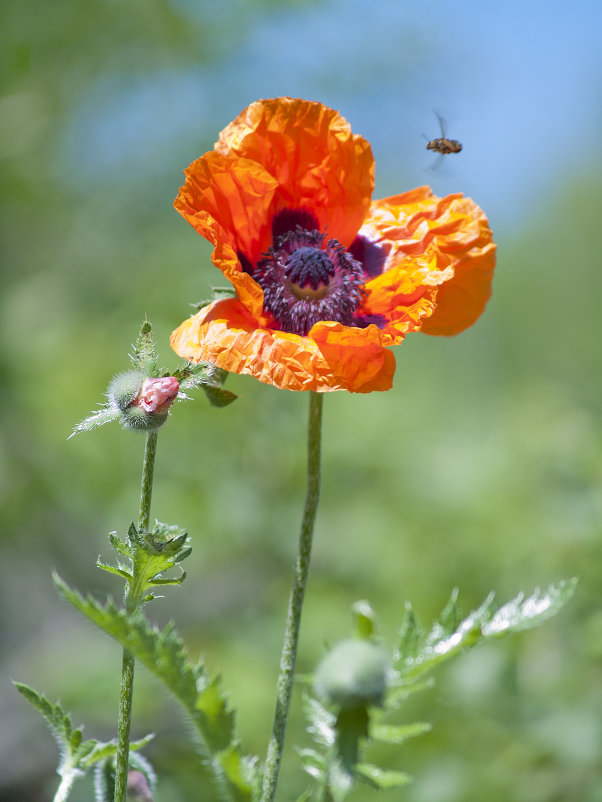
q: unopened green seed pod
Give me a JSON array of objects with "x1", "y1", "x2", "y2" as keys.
[
  {"x1": 314, "y1": 639, "x2": 389, "y2": 711},
  {"x1": 107, "y1": 371, "x2": 179, "y2": 431}
]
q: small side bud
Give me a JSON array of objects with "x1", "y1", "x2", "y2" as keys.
[
  {"x1": 127, "y1": 770, "x2": 154, "y2": 801},
  {"x1": 108, "y1": 371, "x2": 179, "y2": 431},
  {"x1": 314, "y1": 639, "x2": 389, "y2": 711}
]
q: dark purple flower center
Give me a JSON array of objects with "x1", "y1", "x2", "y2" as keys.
[{"x1": 252, "y1": 213, "x2": 367, "y2": 336}]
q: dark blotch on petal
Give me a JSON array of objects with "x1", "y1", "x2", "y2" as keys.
[
  {"x1": 237, "y1": 250, "x2": 255, "y2": 275},
  {"x1": 349, "y1": 235, "x2": 388, "y2": 278},
  {"x1": 355, "y1": 313, "x2": 388, "y2": 329},
  {"x1": 272, "y1": 208, "x2": 320, "y2": 241}
]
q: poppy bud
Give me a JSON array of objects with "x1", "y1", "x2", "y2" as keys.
[
  {"x1": 314, "y1": 639, "x2": 389, "y2": 711},
  {"x1": 127, "y1": 770, "x2": 154, "y2": 801},
  {"x1": 108, "y1": 371, "x2": 179, "y2": 431}
]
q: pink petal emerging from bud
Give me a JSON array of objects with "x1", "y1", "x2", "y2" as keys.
[{"x1": 135, "y1": 377, "x2": 179, "y2": 414}]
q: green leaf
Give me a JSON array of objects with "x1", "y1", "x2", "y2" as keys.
[
  {"x1": 353, "y1": 763, "x2": 412, "y2": 789},
  {"x1": 203, "y1": 383, "x2": 238, "y2": 408},
  {"x1": 370, "y1": 722, "x2": 431, "y2": 745},
  {"x1": 304, "y1": 696, "x2": 336, "y2": 749},
  {"x1": 129, "y1": 320, "x2": 160, "y2": 376},
  {"x1": 396, "y1": 580, "x2": 576, "y2": 681},
  {"x1": 172, "y1": 360, "x2": 237, "y2": 407},
  {"x1": 96, "y1": 559, "x2": 132, "y2": 581},
  {"x1": 69, "y1": 406, "x2": 120, "y2": 439},
  {"x1": 13, "y1": 682, "x2": 147, "y2": 799},
  {"x1": 438, "y1": 588, "x2": 461, "y2": 633},
  {"x1": 102, "y1": 523, "x2": 192, "y2": 603},
  {"x1": 327, "y1": 756, "x2": 354, "y2": 801},
  {"x1": 298, "y1": 747, "x2": 326, "y2": 775},
  {"x1": 395, "y1": 602, "x2": 422, "y2": 670},
  {"x1": 482, "y1": 580, "x2": 577, "y2": 637},
  {"x1": 387, "y1": 676, "x2": 435, "y2": 706},
  {"x1": 54, "y1": 575, "x2": 256, "y2": 802},
  {"x1": 109, "y1": 531, "x2": 133, "y2": 558},
  {"x1": 191, "y1": 285, "x2": 237, "y2": 310}
]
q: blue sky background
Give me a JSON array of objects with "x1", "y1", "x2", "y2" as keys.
[{"x1": 64, "y1": 0, "x2": 602, "y2": 233}]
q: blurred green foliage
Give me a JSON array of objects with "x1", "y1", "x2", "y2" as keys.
[{"x1": 2, "y1": 1, "x2": 602, "y2": 801}]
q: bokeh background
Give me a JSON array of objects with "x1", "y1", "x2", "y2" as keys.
[{"x1": 2, "y1": 0, "x2": 602, "y2": 800}]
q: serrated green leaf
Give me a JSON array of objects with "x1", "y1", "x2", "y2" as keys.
[
  {"x1": 191, "y1": 286, "x2": 236, "y2": 311},
  {"x1": 54, "y1": 575, "x2": 256, "y2": 802},
  {"x1": 96, "y1": 559, "x2": 132, "y2": 581},
  {"x1": 148, "y1": 571, "x2": 186, "y2": 587},
  {"x1": 398, "y1": 581, "x2": 575, "y2": 682},
  {"x1": 174, "y1": 547, "x2": 193, "y2": 563},
  {"x1": 395, "y1": 602, "x2": 422, "y2": 669},
  {"x1": 128, "y1": 522, "x2": 141, "y2": 546},
  {"x1": 401, "y1": 593, "x2": 494, "y2": 679},
  {"x1": 354, "y1": 763, "x2": 412, "y2": 789},
  {"x1": 13, "y1": 682, "x2": 135, "y2": 800},
  {"x1": 482, "y1": 579, "x2": 577, "y2": 637},
  {"x1": 304, "y1": 696, "x2": 336, "y2": 749},
  {"x1": 69, "y1": 406, "x2": 120, "y2": 439},
  {"x1": 298, "y1": 748, "x2": 326, "y2": 772},
  {"x1": 218, "y1": 745, "x2": 258, "y2": 798},
  {"x1": 84, "y1": 733, "x2": 154, "y2": 769},
  {"x1": 438, "y1": 588, "x2": 460, "y2": 633},
  {"x1": 387, "y1": 676, "x2": 435, "y2": 706},
  {"x1": 195, "y1": 675, "x2": 236, "y2": 751},
  {"x1": 370, "y1": 722, "x2": 431, "y2": 745},
  {"x1": 328, "y1": 756, "x2": 354, "y2": 801},
  {"x1": 103, "y1": 522, "x2": 191, "y2": 602},
  {"x1": 152, "y1": 520, "x2": 188, "y2": 540},
  {"x1": 109, "y1": 532, "x2": 132, "y2": 558},
  {"x1": 203, "y1": 383, "x2": 238, "y2": 408}
]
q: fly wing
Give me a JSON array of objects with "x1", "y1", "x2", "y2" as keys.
[{"x1": 435, "y1": 111, "x2": 448, "y2": 138}]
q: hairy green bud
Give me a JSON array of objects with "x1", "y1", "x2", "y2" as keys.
[
  {"x1": 314, "y1": 639, "x2": 389, "y2": 711},
  {"x1": 107, "y1": 371, "x2": 179, "y2": 431}
]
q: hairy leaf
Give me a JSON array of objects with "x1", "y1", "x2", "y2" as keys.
[
  {"x1": 54, "y1": 575, "x2": 257, "y2": 802},
  {"x1": 354, "y1": 764, "x2": 412, "y2": 789},
  {"x1": 69, "y1": 406, "x2": 120, "y2": 439},
  {"x1": 396, "y1": 580, "x2": 576, "y2": 681},
  {"x1": 13, "y1": 683, "x2": 152, "y2": 800}
]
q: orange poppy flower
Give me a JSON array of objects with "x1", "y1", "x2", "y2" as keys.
[{"x1": 171, "y1": 98, "x2": 496, "y2": 393}]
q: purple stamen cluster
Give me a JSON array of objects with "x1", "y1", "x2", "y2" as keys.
[{"x1": 254, "y1": 225, "x2": 366, "y2": 336}]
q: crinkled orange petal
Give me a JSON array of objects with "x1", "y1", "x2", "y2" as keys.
[
  {"x1": 360, "y1": 248, "x2": 452, "y2": 344},
  {"x1": 215, "y1": 97, "x2": 374, "y2": 248},
  {"x1": 174, "y1": 150, "x2": 281, "y2": 317},
  {"x1": 170, "y1": 299, "x2": 395, "y2": 393},
  {"x1": 360, "y1": 188, "x2": 496, "y2": 335}
]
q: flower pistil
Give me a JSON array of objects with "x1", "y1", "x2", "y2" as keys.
[{"x1": 254, "y1": 212, "x2": 366, "y2": 336}]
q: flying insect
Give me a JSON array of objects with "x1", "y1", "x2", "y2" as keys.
[{"x1": 425, "y1": 114, "x2": 462, "y2": 168}]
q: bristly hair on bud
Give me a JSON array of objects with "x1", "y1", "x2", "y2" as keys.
[
  {"x1": 107, "y1": 371, "x2": 179, "y2": 432},
  {"x1": 108, "y1": 370, "x2": 147, "y2": 412},
  {"x1": 69, "y1": 319, "x2": 236, "y2": 439}
]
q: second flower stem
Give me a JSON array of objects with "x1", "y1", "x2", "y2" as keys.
[
  {"x1": 261, "y1": 391, "x2": 324, "y2": 802},
  {"x1": 113, "y1": 429, "x2": 158, "y2": 802}
]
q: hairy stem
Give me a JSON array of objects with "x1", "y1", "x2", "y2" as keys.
[
  {"x1": 53, "y1": 772, "x2": 77, "y2": 802},
  {"x1": 261, "y1": 392, "x2": 324, "y2": 802},
  {"x1": 113, "y1": 430, "x2": 158, "y2": 802}
]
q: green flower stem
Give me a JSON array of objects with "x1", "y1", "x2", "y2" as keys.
[
  {"x1": 113, "y1": 429, "x2": 158, "y2": 802},
  {"x1": 261, "y1": 391, "x2": 324, "y2": 802},
  {"x1": 138, "y1": 429, "x2": 158, "y2": 533}
]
